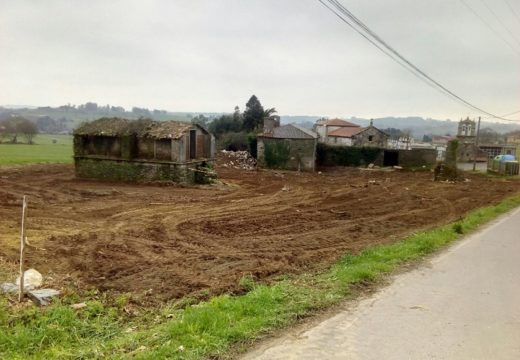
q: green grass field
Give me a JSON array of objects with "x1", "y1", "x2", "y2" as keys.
[{"x1": 0, "y1": 134, "x2": 73, "y2": 166}]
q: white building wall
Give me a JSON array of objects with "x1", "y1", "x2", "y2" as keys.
[{"x1": 328, "y1": 137, "x2": 352, "y2": 146}]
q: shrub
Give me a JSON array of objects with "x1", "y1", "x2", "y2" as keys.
[
  {"x1": 218, "y1": 132, "x2": 250, "y2": 151},
  {"x1": 264, "y1": 140, "x2": 290, "y2": 168},
  {"x1": 317, "y1": 143, "x2": 383, "y2": 166}
]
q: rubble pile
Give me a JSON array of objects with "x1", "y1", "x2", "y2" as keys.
[
  {"x1": 1, "y1": 268, "x2": 60, "y2": 306},
  {"x1": 220, "y1": 150, "x2": 257, "y2": 170}
]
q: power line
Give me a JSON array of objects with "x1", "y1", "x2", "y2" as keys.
[
  {"x1": 483, "y1": 110, "x2": 520, "y2": 120},
  {"x1": 326, "y1": 0, "x2": 520, "y2": 121},
  {"x1": 318, "y1": 0, "x2": 520, "y2": 122},
  {"x1": 460, "y1": 0, "x2": 520, "y2": 56},
  {"x1": 479, "y1": 0, "x2": 520, "y2": 47},
  {"x1": 315, "y1": 0, "x2": 455, "y2": 100},
  {"x1": 502, "y1": 110, "x2": 520, "y2": 117},
  {"x1": 503, "y1": 0, "x2": 520, "y2": 26}
]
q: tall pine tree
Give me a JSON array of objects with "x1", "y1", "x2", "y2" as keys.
[{"x1": 242, "y1": 95, "x2": 264, "y2": 131}]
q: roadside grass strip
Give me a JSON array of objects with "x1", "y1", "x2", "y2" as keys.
[{"x1": 1, "y1": 194, "x2": 519, "y2": 359}]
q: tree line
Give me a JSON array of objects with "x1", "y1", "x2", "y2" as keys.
[
  {"x1": 0, "y1": 117, "x2": 39, "y2": 144},
  {"x1": 190, "y1": 95, "x2": 278, "y2": 155}
]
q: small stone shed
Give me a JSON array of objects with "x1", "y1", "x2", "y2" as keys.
[
  {"x1": 74, "y1": 118, "x2": 215, "y2": 183},
  {"x1": 257, "y1": 123, "x2": 318, "y2": 171}
]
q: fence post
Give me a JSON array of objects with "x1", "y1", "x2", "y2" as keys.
[{"x1": 18, "y1": 196, "x2": 27, "y2": 302}]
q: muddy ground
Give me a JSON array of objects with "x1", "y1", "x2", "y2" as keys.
[{"x1": 0, "y1": 160, "x2": 518, "y2": 302}]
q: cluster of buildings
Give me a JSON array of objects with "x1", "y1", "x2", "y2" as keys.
[
  {"x1": 256, "y1": 117, "x2": 438, "y2": 171},
  {"x1": 455, "y1": 117, "x2": 517, "y2": 162},
  {"x1": 73, "y1": 116, "x2": 518, "y2": 182}
]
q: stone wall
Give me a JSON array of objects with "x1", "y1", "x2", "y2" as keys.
[
  {"x1": 74, "y1": 135, "x2": 121, "y2": 157},
  {"x1": 74, "y1": 157, "x2": 214, "y2": 184},
  {"x1": 352, "y1": 127, "x2": 387, "y2": 148},
  {"x1": 257, "y1": 137, "x2": 317, "y2": 171}
]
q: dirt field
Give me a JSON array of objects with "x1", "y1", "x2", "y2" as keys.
[{"x1": 0, "y1": 160, "x2": 518, "y2": 302}]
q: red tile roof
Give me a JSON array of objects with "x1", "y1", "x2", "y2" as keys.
[
  {"x1": 328, "y1": 127, "x2": 365, "y2": 138},
  {"x1": 321, "y1": 118, "x2": 360, "y2": 127}
]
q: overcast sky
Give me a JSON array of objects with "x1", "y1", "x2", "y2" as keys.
[{"x1": 1, "y1": 0, "x2": 519, "y2": 120}]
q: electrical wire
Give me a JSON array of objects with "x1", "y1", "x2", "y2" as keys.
[
  {"x1": 503, "y1": 0, "x2": 520, "y2": 26},
  {"x1": 479, "y1": 0, "x2": 520, "y2": 47},
  {"x1": 318, "y1": 0, "x2": 520, "y2": 122},
  {"x1": 460, "y1": 0, "x2": 520, "y2": 56},
  {"x1": 316, "y1": 0, "x2": 455, "y2": 100}
]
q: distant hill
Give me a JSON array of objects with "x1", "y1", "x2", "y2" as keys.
[
  {"x1": 0, "y1": 104, "x2": 222, "y2": 133},
  {"x1": 2, "y1": 104, "x2": 519, "y2": 138}
]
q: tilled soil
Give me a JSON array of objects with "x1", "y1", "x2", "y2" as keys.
[{"x1": 0, "y1": 161, "x2": 518, "y2": 302}]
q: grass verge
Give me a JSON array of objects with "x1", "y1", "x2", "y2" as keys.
[{"x1": 1, "y1": 194, "x2": 520, "y2": 359}]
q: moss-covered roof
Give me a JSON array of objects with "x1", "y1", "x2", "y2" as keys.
[
  {"x1": 74, "y1": 118, "x2": 201, "y2": 139},
  {"x1": 146, "y1": 121, "x2": 194, "y2": 139},
  {"x1": 74, "y1": 118, "x2": 132, "y2": 136}
]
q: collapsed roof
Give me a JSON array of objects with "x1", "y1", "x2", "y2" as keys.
[{"x1": 74, "y1": 118, "x2": 202, "y2": 139}]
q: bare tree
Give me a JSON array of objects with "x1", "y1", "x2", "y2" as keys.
[
  {"x1": 18, "y1": 119, "x2": 38, "y2": 144},
  {"x1": 0, "y1": 117, "x2": 38, "y2": 144}
]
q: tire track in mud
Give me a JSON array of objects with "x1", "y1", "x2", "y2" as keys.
[{"x1": 0, "y1": 163, "x2": 518, "y2": 303}]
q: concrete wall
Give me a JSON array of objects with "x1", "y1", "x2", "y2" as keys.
[
  {"x1": 74, "y1": 157, "x2": 215, "y2": 184},
  {"x1": 257, "y1": 137, "x2": 317, "y2": 171}
]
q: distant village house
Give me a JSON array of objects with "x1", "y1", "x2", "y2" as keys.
[{"x1": 314, "y1": 118, "x2": 388, "y2": 148}]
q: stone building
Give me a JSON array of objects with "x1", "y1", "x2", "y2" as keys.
[
  {"x1": 325, "y1": 119, "x2": 388, "y2": 148},
  {"x1": 74, "y1": 118, "x2": 215, "y2": 183},
  {"x1": 455, "y1": 117, "x2": 517, "y2": 162},
  {"x1": 257, "y1": 122, "x2": 318, "y2": 171},
  {"x1": 457, "y1": 117, "x2": 477, "y2": 142},
  {"x1": 314, "y1": 118, "x2": 360, "y2": 144}
]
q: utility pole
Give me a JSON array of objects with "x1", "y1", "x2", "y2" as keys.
[{"x1": 472, "y1": 116, "x2": 481, "y2": 172}]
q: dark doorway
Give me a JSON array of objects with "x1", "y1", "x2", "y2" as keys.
[
  {"x1": 189, "y1": 130, "x2": 197, "y2": 159},
  {"x1": 384, "y1": 150, "x2": 399, "y2": 166}
]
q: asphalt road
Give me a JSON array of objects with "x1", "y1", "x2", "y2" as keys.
[{"x1": 244, "y1": 207, "x2": 520, "y2": 360}]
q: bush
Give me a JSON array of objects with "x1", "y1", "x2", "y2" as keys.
[
  {"x1": 317, "y1": 143, "x2": 383, "y2": 167},
  {"x1": 248, "y1": 134, "x2": 257, "y2": 159},
  {"x1": 218, "y1": 132, "x2": 250, "y2": 151},
  {"x1": 217, "y1": 132, "x2": 258, "y2": 157},
  {"x1": 264, "y1": 140, "x2": 290, "y2": 168},
  {"x1": 452, "y1": 223, "x2": 464, "y2": 234}
]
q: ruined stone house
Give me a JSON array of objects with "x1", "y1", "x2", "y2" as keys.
[{"x1": 74, "y1": 118, "x2": 215, "y2": 183}]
